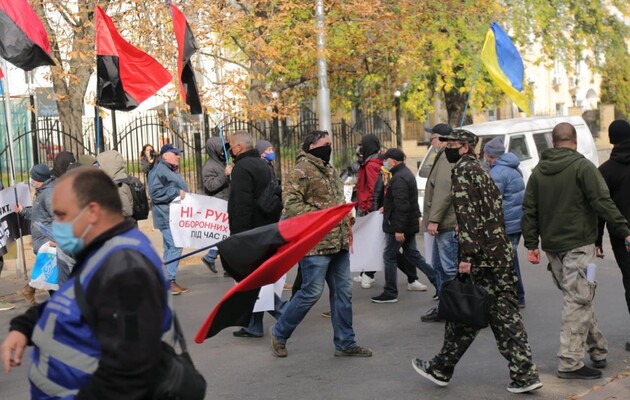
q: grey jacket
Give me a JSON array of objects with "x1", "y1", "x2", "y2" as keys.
[
  {"x1": 97, "y1": 151, "x2": 134, "y2": 218},
  {"x1": 202, "y1": 137, "x2": 230, "y2": 200},
  {"x1": 148, "y1": 160, "x2": 189, "y2": 230},
  {"x1": 21, "y1": 177, "x2": 55, "y2": 253},
  {"x1": 423, "y1": 148, "x2": 457, "y2": 232}
]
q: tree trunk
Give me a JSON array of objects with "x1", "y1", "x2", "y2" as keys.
[{"x1": 443, "y1": 89, "x2": 472, "y2": 127}]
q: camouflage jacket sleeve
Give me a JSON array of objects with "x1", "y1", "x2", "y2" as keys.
[
  {"x1": 282, "y1": 163, "x2": 318, "y2": 219},
  {"x1": 451, "y1": 160, "x2": 484, "y2": 264}
]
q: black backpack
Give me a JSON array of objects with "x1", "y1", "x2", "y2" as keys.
[
  {"x1": 255, "y1": 168, "x2": 283, "y2": 218},
  {"x1": 120, "y1": 176, "x2": 150, "y2": 220}
]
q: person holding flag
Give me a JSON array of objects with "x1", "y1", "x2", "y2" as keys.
[{"x1": 270, "y1": 130, "x2": 372, "y2": 358}]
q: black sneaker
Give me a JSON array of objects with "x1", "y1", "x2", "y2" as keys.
[
  {"x1": 557, "y1": 365, "x2": 602, "y2": 380},
  {"x1": 201, "y1": 258, "x2": 218, "y2": 273},
  {"x1": 625, "y1": 340, "x2": 630, "y2": 352},
  {"x1": 371, "y1": 294, "x2": 398, "y2": 303},
  {"x1": 591, "y1": 359, "x2": 607, "y2": 369},
  {"x1": 411, "y1": 358, "x2": 449, "y2": 387},
  {"x1": 506, "y1": 379, "x2": 543, "y2": 394},
  {"x1": 421, "y1": 307, "x2": 443, "y2": 322}
]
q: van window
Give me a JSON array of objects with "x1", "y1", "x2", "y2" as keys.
[
  {"x1": 533, "y1": 132, "x2": 553, "y2": 157},
  {"x1": 418, "y1": 148, "x2": 438, "y2": 178},
  {"x1": 508, "y1": 135, "x2": 531, "y2": 161}
]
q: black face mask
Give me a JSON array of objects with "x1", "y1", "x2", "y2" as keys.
[
  {"x1": 444, "y1": 147, "x2": 463, "y2": 163},
  {"x1": 308, "y1": 145, "x2": 332, "y2": 164}
]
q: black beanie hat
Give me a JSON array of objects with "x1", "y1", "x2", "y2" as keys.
[
  {"x1": 609, "y1": 119, "x2": 630, "y2": 145},
  {"x1": 30, "y1": 164, "x2": 51, "y2": 182}
]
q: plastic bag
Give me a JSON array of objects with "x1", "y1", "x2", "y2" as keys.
[{"x1": 29, "y1": 243, "x2": 58, "y2": 291}]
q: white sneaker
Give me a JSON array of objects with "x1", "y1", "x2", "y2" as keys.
[
  {"x1": 407, "y1": 280, "x2": 428, "y2": 291},
  {"x1": 361, "y1": 274, "x2": 375, "y2": 289},
  {"x1": 353, "y1": 275, "x2": 362, "y2": 283}
]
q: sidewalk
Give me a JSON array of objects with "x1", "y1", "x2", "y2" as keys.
[
  {"x1": 0, "y1": 217, "x2": 207, "y2": 304},
  {"x1": 578, "y1": 373, "x2": 630, "y2": 399}
]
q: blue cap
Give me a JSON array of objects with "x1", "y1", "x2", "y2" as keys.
[{"x1": 160, "y1": 143, "x2": 182, "y2": 155}]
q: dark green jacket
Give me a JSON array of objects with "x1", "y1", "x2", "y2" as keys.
[{"x1": 522, "y1": 147, "x2": 630, "y2": 253}]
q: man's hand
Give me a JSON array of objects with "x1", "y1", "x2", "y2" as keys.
[
  {"x1": 378, "y1": 207, "x2": 384, "y2": 214},
  {"x1": 225, "y1": 165, "x2": 233, "y2": 176},
  {"x1": 527, "y1": 249, "x2": 541, "y2": 264},
  {"x1": 179, "y1": 190, "x2": 186, "y2": 199},
  {"x1": 395, "y1": 232, "x2": 405, "y2": 243},
  {"x1": 596, "y1": 246, "x2": 605, "y2": 259},
  {"x1": 48, "y1": 241, "x2": 56, "y2": 248},
  {"x1": 15, "y1": 203, "x2": 22, "y2": 213},
  {"x1": 1, "y1": 331, "x2": 28, "y2": 373},
  {"x1": 625, "y1": 235, "x2": 630, "y2": 253},
  {"x1": 458, "y1": 261, "x2": 472, "y2": 274},
  {"x1": 427, "y1": 222, "x2": 439, "y2": 236}
]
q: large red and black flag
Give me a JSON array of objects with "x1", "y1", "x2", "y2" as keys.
[
  {"x1": 0, "y1": 0, "x2": 55, "y2": 71},
  {"x1": 95, "y1": 6, "x2": 171, "y2": 111},
  {"x1": 171, "y1": 4, "x2": 202, "y2": 115},
  {"x1": 195, "y1": 203, "x2": 355, "y2": 343}
]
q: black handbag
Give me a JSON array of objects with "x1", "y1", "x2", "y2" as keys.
[
  {"x1": 437, "y1": 273, "x2": 493, "y2": 329},
  {"x1": 74, "y1": 277, "x2": 206, "y2": 399}
]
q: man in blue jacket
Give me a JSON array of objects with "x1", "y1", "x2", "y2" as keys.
[
  {"x1": 149, "y1": 144, "x2": 189, "y2": 295},
  {"x1": 484, "y1": 137, "x2": 526, "y2": 308}
]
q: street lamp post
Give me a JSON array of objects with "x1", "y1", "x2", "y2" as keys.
[{"x1": 394, "y1": 90, "x2": 402, "y2": 149}]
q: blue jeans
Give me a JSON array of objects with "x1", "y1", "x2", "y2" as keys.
[
  {"x1": 161, "y1": 228, "x2": 183, "y2": 280},
  {"x1": 243, "y1": 294, "x2": 287, "y2": 336},
  {"x1": 432, "y1": 230, "x2": 458, "y2": 294},
  {"x1": 203, "y1": 248, "x2": 218, "y2": 264},
  {"x1": 507, "y1": 232, "x2": 525, "y2": 304},
  {"x1": 383, "y1": 233, "x2": 435, "y2": 298},
  {"x1": 273, "y1": 250, "x2": 357, "y2": 350}
]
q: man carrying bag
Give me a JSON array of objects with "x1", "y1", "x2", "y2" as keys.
[{"x1": 411, "y1": 129, "x2": 542, "y2": 394}]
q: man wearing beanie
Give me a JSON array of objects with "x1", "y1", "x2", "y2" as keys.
[
  {"x1": 17, "y1": 164, "x2": 56, "y2": 305},
  {"x1": 421, "y1": 123, "x2": 458, "y2": 322},
  {"x1": 484, "y1": 137, "x2": 527, "y2": 308},
  {"x1": 597, "y1": 119, "x2": 630, "y2": 351}
]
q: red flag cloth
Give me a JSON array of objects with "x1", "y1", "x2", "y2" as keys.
[
  {"x1": 95, "y1": 6, "x2": 171, "y2": 111},
  {"x1": 195, "y1": 203, "x2": 355, "y2": 342},
  {"x1": 171, "y1": 4, "x2": 202, "y2": 114},
  {"x1": 0, "y1": 68, "x2": 3, "y2": 79},
  {"x1": 0, "y1": 0, "x2": 55, "y2": 71}
]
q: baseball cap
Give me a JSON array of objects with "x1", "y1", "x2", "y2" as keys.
[
  {"x1": 379, "y1": 148, "x2": 406, "y2": 162},
  {"x1": 430, "y1": 123, "x2": 453, "y2": 136},
  {"x1": 160, "y1": 143, "x2": 182, "y2": 155},
  {"x1": 438, "y1": 129, "x2": 479, "y2": 147}
]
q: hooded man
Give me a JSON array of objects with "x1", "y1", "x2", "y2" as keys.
[
  {"x1": 96, "y1": 150, "x2": 134, "y2": 219},
  {"x1": 596, "y1": 119, "x2": 630, "y2": 352},
  {"x1": 51, "y1": 151, "x2": 76, "y2": 178}
]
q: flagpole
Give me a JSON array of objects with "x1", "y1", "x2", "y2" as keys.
[
  {"x1": 459, "y1": 58, "x2": 482, "y2": 127},
  {"x1": 164, "y1": 243, "x2": 218, "y2": 265},
  {"x1": 1, "y1": 58, "x2": 28, "y2": 280}
]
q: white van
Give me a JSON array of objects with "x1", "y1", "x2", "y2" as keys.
[{"x1": 416, "y1": 115, "x2": 599, "y2": 207}]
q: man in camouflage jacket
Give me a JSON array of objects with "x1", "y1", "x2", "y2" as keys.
[
  {"x1": 271, "y1": 131, "x2": 371, "y2": 358},
  {"x1": 412, "y1": 129, "x2": 541, "y2": 394}
]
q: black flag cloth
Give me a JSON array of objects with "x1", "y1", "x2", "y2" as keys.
[
  {"x1": 95, "y1": 6, "x2": 171, "y2": 111},
  {"x1": 195, "y1": 203, "x2": 354, "y2": 342},
  {"x1": 0, "y1": 0, "x2": 55, "y2": 71},
  {"x1": 171, "y1": 4, "x2": 202, "y2": 115}
]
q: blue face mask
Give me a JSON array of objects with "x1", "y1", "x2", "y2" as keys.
[
  {"x1": 383, "y1": 160, "x2": 391, "y2": 171},
  {"x1": 263, "y1": 151, "x2": 275, "y2": 162},
  {"x1": 52, "y1": 207, "x2": 92, "y2": 256}
]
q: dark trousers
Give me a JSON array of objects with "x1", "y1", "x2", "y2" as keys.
[
  {"x1": 431, "y1": 266, "x2": 539, "y2": 384},
  {"x1": 611, "y1": 235, "x2": 630, "y2": 315}
]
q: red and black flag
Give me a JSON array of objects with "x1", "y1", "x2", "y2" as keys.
[
  {"x1": 195, "y1": 203, "x2": 355, "y2": 343},
  {"x1": 171, "y1": 4, "x2": 202, "y2": 115},
  {"x1": 95, "y1": 6, "x2": 171, "y2": 111},
  {"x1": 0, "y1": 0, "x2": 55, "y2": 71}
]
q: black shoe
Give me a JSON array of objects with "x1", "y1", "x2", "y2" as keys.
[
  {"x1": 421, "y1": 307, "x2": 443, "y2": 322},
  {"x1": 626, "y1": 341, "x2": 630, "y2": 352},
  {"x1": 371, "y1": 293, "x2": 398, "y2": 303},
  {"x1": 202, "y1": 258, "x2": 217, "y2": 273},
  {"x1": 233, "y1": 328, "x2": 262, "y2": 338},
  {"x1": 411, "y1": 358, "x2": 449, "y2": 387},
  {"x1": 557, "y1": 365, "x2": 602, "y2": 380},
  {"x1": 506, "y1": 379, "x2": 543, "y2": 393},
  {"x1": 432, "y1": 292, "x2": 439, "y2": 301},
  {"x1": 591, "y1": 359, "x2": 607, "y2": 369}
]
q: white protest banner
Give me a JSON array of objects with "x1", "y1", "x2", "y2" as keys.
[
  {"x1": 349, "y1": 212, "x2": 385, "y2": 272},
  {"x1": 423, "y1": 232, "x2": 434, "y2": 265},
  {"x1": 169, "y1": 193, "x2": 230, "y2": 248},
  {"x1": 253, "y1": 275, "x2": 287, "y2": 313},
  {"x1": 0, "y1": 183, "x2": 32, "y2": 256}
]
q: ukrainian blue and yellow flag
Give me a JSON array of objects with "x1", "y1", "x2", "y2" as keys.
[{"x1": 480, "y1": 21, "x2": 530, "y2": 115}]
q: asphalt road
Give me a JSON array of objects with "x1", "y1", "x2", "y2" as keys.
[{"x1": 1, "y1": 235, "x2": 629, "y2": 400}]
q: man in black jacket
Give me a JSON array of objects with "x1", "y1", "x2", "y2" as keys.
[
  {"x1": 228, "y1": 131, "x2": 285, "y2": 337},
  {"x1": 1, "y1": 167, "x2": 170, "y2": 399},
  {"x1": 371, "y1": 148, "x2": 436, "y2": 303},
  {"x1": 597, "y1": 119, "x2": 630, "y2": 351}
]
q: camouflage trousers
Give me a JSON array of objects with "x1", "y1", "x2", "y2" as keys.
[
  {"x1": 431, "y1": 266, "x2": 539, "y2": 384},
  {"x1": 547, "y1": 244, "x2": 608, "y2": 372}
]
